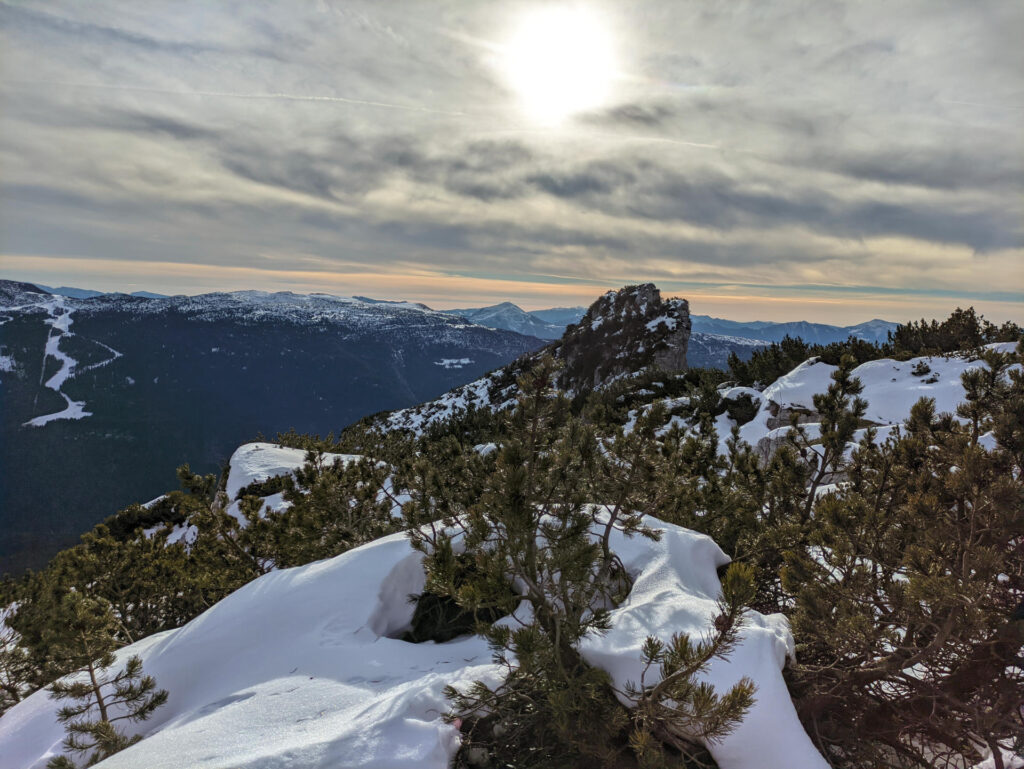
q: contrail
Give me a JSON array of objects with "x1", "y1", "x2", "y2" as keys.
[
  {"x1": 467, "y1": 126, "x2": 721, "y2": 151},
  {"x1": 941, "y1": 98, "x2": 1024, "y2": 111},
  {"x1": 6, "y1": 79, "x2": 467, "y2": 117}
]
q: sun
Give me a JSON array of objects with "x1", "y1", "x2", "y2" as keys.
[{"x1": 501, "y1": 5, "x2": 617, "y2": 124}]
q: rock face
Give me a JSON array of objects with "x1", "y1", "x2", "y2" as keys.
[{"x1": 555, "y1": 284, "x2": 691, "y2": 390}]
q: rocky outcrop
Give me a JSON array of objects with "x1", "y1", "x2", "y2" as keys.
[
  {"x1": 372, "y1": 284, "x2": 695, "y2": 433},
  {"x1": 554, "y1": 284, "x2": 691, "y2": 390}
]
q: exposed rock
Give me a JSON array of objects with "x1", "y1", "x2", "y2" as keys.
[{"x1": 554, "y1": 284, "x2": 692, "y2": 390}]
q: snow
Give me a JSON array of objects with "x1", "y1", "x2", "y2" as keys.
[
  {"x1": 742, "y1": 345, "x2": 1021, "y2": 451},
  {"x1": 23, "y1": 297, "x2": 93, "y2": 427},
  {"x1": 973, "y1": 749, "x2": 1024, "y2": 769},
  {"x1": 849, "y1": 347, "x2": 1017, "y2": 425},
  {"x1": 761, "y1": 358, "x2": 836, "y2": 411},
  {"x1": 14, "y1": 294, "x2": 122, "y2": 426},
  {"x1": 737, "y1": 406, "x2": 774, "y2": 449},
  {"x1": 719, "y1": 386, "x2": 762, "y2": 403},
  {"x1": 224, "y1": 443, "x2": 361, "y2": 501},
  {"x1": 579, "y1": 520, "x2": 827, "y2": 769},
  {"x1": 433, "y1": 357, "x2": 472, "y2": 369},
  {"x1": 713, "y1": 412, "x2": 737, "y2": 455},
  {"x1": 382, "y1": 373, "x2": 515, "y2": 435},
  {"x1": 0, "y1": 519, "x2": 828, "y2": 769},
  {"x1": 645, "y1": 315, "x2": 678, "y2": 332},
  {"x1": 0, "y1": 353, "x2": 14, "y2": 372}
]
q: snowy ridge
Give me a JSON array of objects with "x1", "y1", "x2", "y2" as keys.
[
  {"x1": 628, "y1": 343, "x2": 1020, "y2": 459},
  {"x1": 223, "y1": 442, "x2": 361, "y2": 501},
  {"x1": 759, "y1": 342, "x2": 1020, "y2": 426},
  {"x1": 0, "y1": 518, "x2": 828, "y2": 769},
  {"x1": 1, "y1": 284, "x2": 540, "y2": 347},
  {"x1": 148, "y1": 443, "x2": 365, "y2": 546},
  {"x1": 2, "y1": 282, "x2": 544, "y2": 433},
  {"x1": 377, "y1": 285, "x2": 697, "y2": 434}
]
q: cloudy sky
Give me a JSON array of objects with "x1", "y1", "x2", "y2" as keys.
[{"x1": 1, "y1": 0, "x2": 1021, "y2": 322}]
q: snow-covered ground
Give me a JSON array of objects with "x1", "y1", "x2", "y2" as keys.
[
  {"x1": 381, "y1": 371, "x2": 517, "y2": 434},
  {"x1": 700, "y1": 344, "x2": 1018, "y2": 456},
  {"x1": 0, "y1": 519, "x2": 828, "y2": 769},
  {"x1": 761, "y1": 343, "x2": 1019, "y2": 425}
]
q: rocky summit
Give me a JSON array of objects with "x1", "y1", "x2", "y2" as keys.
[{"x1": 555, "y1": 283, "x2": 692, "y2": 390}]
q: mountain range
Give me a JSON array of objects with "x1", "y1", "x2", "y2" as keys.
[
  {"x1": 0, "y1": 281, "x2": 543, "y2": 571},
  {"x1": 690, "y1": 315, "x2": 898, "y2": 344},
  {"x1": 27, "y1": 285, "x2": 899, "y2": 346},
  {"x1": 442, "y1": 302, "x2": 898, "y2": 346},
  {"x1": 443, "y1": 302, "x2": 569, "y2": 339},
  {"x1": 0, "y1": 280, "x2": 899, "y2": 571}
]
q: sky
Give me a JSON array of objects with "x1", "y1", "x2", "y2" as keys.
[{"x1": 1, "y1": 0, "x2": 1022, "y2": 324}]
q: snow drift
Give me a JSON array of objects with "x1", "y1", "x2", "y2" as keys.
[{"x1": 0, "y1": 519, "x2": 828, "y2": 769}]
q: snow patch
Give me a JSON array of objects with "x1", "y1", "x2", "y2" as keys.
[
  {"x1": 434, "y1": 357, "x2": 472, "y2": 369},
  {"x1": 224, "y1": 443, "x2": 361, "y2": 500}
]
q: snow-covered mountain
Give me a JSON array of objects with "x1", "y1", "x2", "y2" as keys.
[
  {"x1": 691, "y1": 315, "x2": 899, "y2": 344},
  {"x1": 448, "y1": 298, "x2": 895, "y2": 348},
  {"x1": 0, "y1": 281, "x2": 545, "y2": 571},
  {"x1": 448, "y1": 301, "x2": 895, "y2": 357},
  {"x1": 699, "y1": 341, "x2": 1021, "y2": 460},
  {"x1": 444, "y1": 302, "x2": 565, "y2": 339}
]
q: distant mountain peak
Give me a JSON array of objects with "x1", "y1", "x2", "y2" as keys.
[{"x1": 443, "y1": 302, "x2": 561, "y2": 340}]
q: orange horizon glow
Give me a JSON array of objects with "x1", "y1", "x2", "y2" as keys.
[{"x1": 1, "y1": 254, "x2": 1021, "y2": 326}]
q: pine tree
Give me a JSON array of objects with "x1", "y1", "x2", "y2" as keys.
[
  {"x1": 266, "y1": 451, "x2": 398, "y2": 568},
  {"x1": 44, "y1": 593, "x2": 167, "y2": 768},
  {"x1": 781, "y1": 347, "x2": 1024, "y2": 767},
  {"x1": 402, "y1": 356, "x2": 755, "y2": 767},
  {"x1": 0, "y1": 605, "x2": 34, "y2": 715}
]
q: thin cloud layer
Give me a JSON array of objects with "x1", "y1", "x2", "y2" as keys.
[{"x1": 1, "y1": 0, "x2": 1021, "y2": 321}]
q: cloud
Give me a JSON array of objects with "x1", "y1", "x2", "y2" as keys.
[
  {"x1": 581, "y1": 101, "x2": 678, "y2": 127},
  {"x1": 1, "y1": 0, "x2": 1021, "y2": 321}
]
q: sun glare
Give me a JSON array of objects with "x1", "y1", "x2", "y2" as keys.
[{"x1": 501, "y1": 5, "x2": 617, "y2": 124}]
